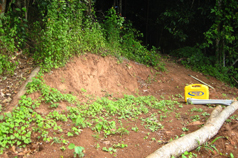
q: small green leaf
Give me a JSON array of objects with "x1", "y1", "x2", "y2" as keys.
[
  {"x1": 75, "y1": 146, "x2": 84, "y2": 154},
  {"x1": 22, "y1": 7, "x2": 26, "y2": 12},
  {"x1": 67, "y1": 132, "x2": 74, "y2": 137},
  {"x1": 68, "y1": 143, "x2": 75, "y2": 149}
]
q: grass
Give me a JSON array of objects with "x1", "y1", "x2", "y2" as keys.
[{"x1": 196, "y1": 136, "x2": 225, "y2": 155}]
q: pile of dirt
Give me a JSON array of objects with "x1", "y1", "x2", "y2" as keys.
[{"x1": 2, "y1": 53, "x2": 238, "y2": 158}]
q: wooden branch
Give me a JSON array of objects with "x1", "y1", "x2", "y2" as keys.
[
  {"x1": 147, "y1": 101, "x2": 238, "y2": 158},
  {"x1": 6, "y1": 67, "x2": 40, "y2": 112},
  {"x1": 232, "y1": 76, "x2": 238, "y2": 84},
  {"x1": 189, "y1": 74, "x2": 214, "y2": 89},
  {"x1": 231, "y1": 58, "x2": 238, "y2": 67}
]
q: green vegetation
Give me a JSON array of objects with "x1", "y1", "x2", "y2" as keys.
[
  {"x1": 196, "y1": 136, "x2": 224, "y2": 155},
  {"x1": 0, "y1": 0, "x2": 237, "y2": 157},
  {"x1": 160, "y1": 0, "x2": 238, "y2": 86},
  {"x1": 180, "y1": 151, "x2": 197, "y2": 158},
  {"x1": 0, "y1": 74, "x2": 181, "y2": 155},
  {"x1": 0, "y1": 0, "x2": 164, "y2": 77},
  {"x1": 68, "y1": 143, "x2": 85, "y2": 158}
]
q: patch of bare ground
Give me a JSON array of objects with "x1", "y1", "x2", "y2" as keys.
[{"x1": 3, "y1": 53, "x2": 238, "y2": 158}]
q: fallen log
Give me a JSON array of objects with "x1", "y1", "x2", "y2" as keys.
[
  {"x1": 6, "y1": 67, "x2": 40, "y2": 112},
  {"x1": 147, "y1": 101, "x2": 238, "y2": 158}
]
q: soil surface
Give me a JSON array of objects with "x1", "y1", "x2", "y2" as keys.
[{"x1": 1, "y1": 53, "x2": 238, "y2": 158}]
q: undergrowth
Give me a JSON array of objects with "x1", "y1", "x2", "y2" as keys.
[
  {"x1": 171, "y1": 46, "x2": 238, "y2": 86},
  {"x1": 0, "y1": 0, "x2": 164, "y2": 76}
]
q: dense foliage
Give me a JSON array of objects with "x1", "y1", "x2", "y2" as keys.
[
  {"x1": 160, "y1": 0, "x2": 238, "y2": 85},
  {"x1": 0, "y1": 0, "x2": 164, "y2": 75},
  {"x1": 0, "y1": 0, "x2": 237, "y2": 86},
  {"x1": 113, "y1": 0, "x2": 237, "y2": 86}
]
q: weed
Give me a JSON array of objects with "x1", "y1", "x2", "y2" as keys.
[
  {"x1": 60, "y1": 146, "x2": 66, "y2": 151},
  {"x1": 51, "y1": 137, "x2": 62, "y2": 145},
  {"x1": 176, "y1": 113, "x2": 181, "y2": 119},
  {"x1": 95, "y1": 143, "x2": 100, "y2": 149},
  {"x1": 180, "y1": 151, "x2": 197, "y2": 158},
  {"x1": 131, "y1": 126, "x2": 139, "y2": 132},
  {"x1": 222, "y1": 93, "x2": 227, "y2": 98},
  {"x1": 182, "y1": 127, "x2": 189, "y2": 132},
  {"x1": 190, "y1": 107, "x2": 203, "y2": 113},
  {"x1": 178, "y1": 104, "x2": 183, "y2": 108},
  {"x1": 230, "y1": 153, "x2": 234, "y2": 158},
  {"x1": 229, "y1": 115, "x2": 235, "y2": 120},
  {"x1": 68, "y1": 143, "x2": 85, "y2": 158},
  {"x1": 175, "y1": 94, "x2": 184, "y2": 98},
  {"x1": 92, "y1": 133, "x2": 100, "y2": 140},
  {"x1": 191, "y1": 115, "x2": 200, "y2": 121},
  {"x1": 50, "y1": 103, "x2": 59, "y2": 108},
  {"x1": 81, "y1": 88, "x2": 87, "y2": 93},
  {"x1": 226, "y1": 119, "x2": 232, "y2": 123},
  {"x1": 180, "y1": 134, "x2": 186, "y2": 137},
  {"x1": 61, "y1": 77, "x2": 65, "y2": 83},
  {"x1": 113, "y1": 143, "x2": 127, "y2": 148},
  {"x1": 141, "y1": 114, "x2": 164, "y2": 132},
  {"x1": 102, "y1": 147, "x2": 116, "y2": 154},
  {"x1": 202, "y1": 112, "x2": 210, "y2": 116},
  {"x1": 196, "y1": 136, "x2": 224, "y2": 154}
]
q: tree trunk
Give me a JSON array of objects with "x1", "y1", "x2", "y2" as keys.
[
  {"x1": 113, "y1": 0, "x2": 116, "y2": 8},
  {"x1": 222, "y1": 38, "x2": 225, "y2": 67},
  {"x1": 145, "y1": 0, "x2": 149, "y2": 45},
  {"x1": 24, "y1": 0, "x2": 27, "y2": 20},
  {"x1": 119, "y1": 0, "x2": 122, "y2": 15},
  {"x1": 147, "y1": 101, "x2": 238, "y2": 158},
  {"x1": 215, "y1": 0, "x2": 222, "y2": 65},
  {"x1": 124, "y1": 0, "x2": 127, "y2": 17},
  {"x1": 0, "y1": 0, "x2": 7, "y2": 15}
]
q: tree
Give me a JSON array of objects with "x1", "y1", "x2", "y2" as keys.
[{"x1": 0, "y1": 0, "x2": 7, "y2": 15}]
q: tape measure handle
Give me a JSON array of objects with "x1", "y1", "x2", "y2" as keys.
[{"x1": 190, "y1": 84, "x2": 202, "y2": 87}]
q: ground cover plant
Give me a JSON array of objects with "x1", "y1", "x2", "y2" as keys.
[{"x1": 0, "y1": 72, "x2": 183, "y2": 157}]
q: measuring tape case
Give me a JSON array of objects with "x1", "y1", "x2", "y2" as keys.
[{"x1": 184, "y1": 84, "x2": 209, "y2": 102}]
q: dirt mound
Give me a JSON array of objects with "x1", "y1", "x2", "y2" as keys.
[
  {"x1": 3, "y1": 53, "x2": 238, "y2": 158},
  {"x1": 44, "y1": 54, "x2": 237, "y2": 102},
  {"x1": 44, "y1": 54, "x2": 140, "y2": 100}
]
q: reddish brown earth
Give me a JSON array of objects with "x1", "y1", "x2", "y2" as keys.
[{"x1": 1, "y1": 53, "x2": 238, "y2": 158}]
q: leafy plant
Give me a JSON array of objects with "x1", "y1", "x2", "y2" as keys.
[
  {"x1": 196, "y1": 136, "x2": 224, "y2": 154},
  {"x1": 113, "y1": 143, "x2": 127, "y2": 148},
  {"x1": 102, "y1": 146, "x2": 116, "y2": 154},
  {"x1": 190, "y1": 107, "x2": 203, "y2": 113},
  {"x1": 60, "y1": 146, "x2": 66, "y2": 151},
  {"x1": 202, "y1": 112, "x2": 210, "y2": 116},
  {"x1": 181, "y1": 151, "x2": 197, "y2": 158},
  {"x1": 191, "y1": 115, "x2": 200, "y2": 122},
  {"x1": 182, "y1": 127, "x2": 189, "y2": 132},
  {"x1": 68, "y1": 143, "x2": 85, "y2": 158},
  {"x1": 132, "y1": 126, "x2": 139, "y2": 132},
  {"x1": 0, "y1": 54, "x2": 17, "y2": 75}
]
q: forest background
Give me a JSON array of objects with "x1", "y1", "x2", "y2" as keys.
[{"x1": 0, "y1": 0, "x2": 238, "y2": 87}]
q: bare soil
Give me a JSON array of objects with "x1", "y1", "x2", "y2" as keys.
[{"x1": 1, "y1": 53, "x2": 238, "y2": 158}]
